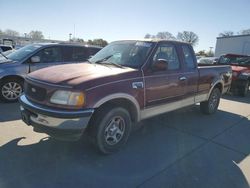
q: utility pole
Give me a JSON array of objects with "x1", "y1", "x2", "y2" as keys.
[{"x1": 69, "y1": 33, "x2": 72, "y2": 41}]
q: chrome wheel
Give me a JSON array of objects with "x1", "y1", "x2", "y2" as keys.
[
  {"x1": 104, "y1": 116, "x2": 125, "y2": 146},
  {"x1": 209, "y1": 89, "x2": 220, "y2": 111},
  {"x1": 1, "y1": 82, "x2": 22, "y2": 100}
]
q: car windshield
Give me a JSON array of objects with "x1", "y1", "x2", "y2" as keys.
[
  {"x1": 218, "y1": 55, "x2": 250, "y2": 66},
  {"x1": 7, "y1": 44, "x2": 42, "y2": 61},
  {"x1": 89, "y1": 41, "x2": 154, "y2": 68}
]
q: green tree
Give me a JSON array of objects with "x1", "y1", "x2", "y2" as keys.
[
  {"x1": 177, "y1": 31, "x2": 199, "y2": 46},
  {"x1": 29, "y1": 30, "x2": 44, "y2": 40}
]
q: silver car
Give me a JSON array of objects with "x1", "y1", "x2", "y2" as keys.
[{"x1": 0, "y1": 43, "x2": 101, "y2": 102}]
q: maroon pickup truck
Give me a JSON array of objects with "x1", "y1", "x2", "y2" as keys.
[{"x1": 19, "y1": 40, "x2": 232, "y2": 153}]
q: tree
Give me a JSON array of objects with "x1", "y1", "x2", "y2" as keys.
[
  {"x1": 196, "y1": 50, "x2": 206, "y2": 56},
  {"x1": 29, "y1": 30, "x2": 44, "y2": 40},
  {"x1": 88, "y1": 39, "x2": 108, "y2": 47},
  {"x1": 239, "y1": 29, "x2": 250, "y2": 35},
  {"x1": 4, "y1": 29, "x2": 20, "y2": 36},
  {"x1": 219, "y1": 31, "x2": 234, "y2": 37},
  {"x1": 0, "y1": 29, "x2": 3, "y2": 35},
  {"x1": 177, "y1": 31, "x2": 199, "y2": 46},
  {"x1": 156, "y1": 32, "x2": 176, "y2": 40},
  {"x1": 144, "y1": 33, "x2": 151, "y2": 39}
]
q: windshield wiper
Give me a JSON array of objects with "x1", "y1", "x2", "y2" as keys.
[
  {"x1": 94, "y1": 55, "x2": 113, "y2": 64},
  {"x1": 0, "y1": 52, "x2": 8, "y2": 60},
  {"x1": 100, "y1": 61, "x2": 124, "y2": 68}
]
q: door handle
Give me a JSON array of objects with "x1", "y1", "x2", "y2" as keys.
[{"x1": 179, "y1": 76, "x2": 187, "y2": 81}]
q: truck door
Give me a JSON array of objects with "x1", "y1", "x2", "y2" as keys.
[{"x1": 144, "y1": 42, "x2": 186, "y2": 107}]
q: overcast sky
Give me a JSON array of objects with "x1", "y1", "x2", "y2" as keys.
[{"x1": 1, "y1": 0, "x2": 250, "y2": 51}]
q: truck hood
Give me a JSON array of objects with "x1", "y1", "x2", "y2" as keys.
[
  {"x1": 231, "y1": 65, "x2": 250, "y2": 72},
  {"x1": 27, "y1": 63, "x2": 138, "y2": 87}
]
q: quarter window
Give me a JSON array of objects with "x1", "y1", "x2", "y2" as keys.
[{"x1": 182, "y1": 45, "x2": 195, "y2": 69}]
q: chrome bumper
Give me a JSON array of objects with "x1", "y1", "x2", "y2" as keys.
[{"x1": 19, "y1": 95, "x2": 94, "y2": 141}]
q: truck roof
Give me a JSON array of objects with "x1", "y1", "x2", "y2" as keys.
[{"x1": 113, "y1": 39, "x2": 191, "y2": 45}]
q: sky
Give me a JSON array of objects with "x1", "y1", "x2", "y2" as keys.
[{"x1": 1, "y1": 0, "x2": 250, "y2": 52}]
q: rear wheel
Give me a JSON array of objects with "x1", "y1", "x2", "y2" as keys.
[
  {"x1": 88, "y1": 106, "x2": 132, "y2": 154},
  {"x1": 0, "y1": 78, "x2": 23, "y2": 102},
  {"x1": 200, "y1": 88, "x2": 221, "y2": 114},
  {"x1": 238, "y1": 81, "x2": 249, "y2": 97}
]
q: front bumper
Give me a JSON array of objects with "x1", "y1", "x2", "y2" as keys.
[{"x1": 19, "y1": 95, "x2": 94, "y2": 141}]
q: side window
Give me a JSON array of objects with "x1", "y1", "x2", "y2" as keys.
[
  {"x1": 36, "y1": 47, "x2": 62, "y2": 63},
  {"x1": 72, "y1": 47, "x2": 88, "y2": 61},
  {"x1": 62, "y1": 46, "x2": 74, "y2": 61},
  {"x1": 182, "y1": 45, "x2": 195, "y2": 69},
  {"x1": 153, "y1": 44, "x2": 180, "y2": 70},
  {"x1": 88, "y1": 47, "x2": 100, "y2": 56}
]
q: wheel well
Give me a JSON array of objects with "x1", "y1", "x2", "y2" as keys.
[
  {"x1": 94, "y1": 98, "x2": 139, "y2": 123},
  {"x1": 214, "y1": 83, "x2": 222, "y2": 93},
  {"x1": 1, "y1": 75, "x2": 24, "y2": 84}
]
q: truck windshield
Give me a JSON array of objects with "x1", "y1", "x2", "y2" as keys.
[
  {"x1": 218, "y1": 55, "x2": 250, "y2": 66},
  {"x1": 7, "y1": 44, "x2": 42, "y2": 61},
  {"x1": 89, "y1": 41, "x2": 154, "y2": 68}
]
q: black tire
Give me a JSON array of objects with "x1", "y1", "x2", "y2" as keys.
[
  {"x1": 238, "y1": 81, "x2": 249, "y2": 97},
  {"x1": 88, "y1": 106, "x2": 132, "y2": 154},
  {"x1": 200, "y1": 88, "x2": 221, "y2": 115},
  {"x1": 0, "y1": 78, "x2": 23, "y2": 102}
]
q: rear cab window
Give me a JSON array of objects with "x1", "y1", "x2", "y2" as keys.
[{"x1": 182, "y1": 45, "x2": 196, "y2": 69}]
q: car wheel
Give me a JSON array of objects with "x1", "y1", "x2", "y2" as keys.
[
  {"x1": 89, "y1": 106, "x2": 132, "y2": 154},
  {"x1": 0, "y1": 78, "x2": 23, "y2": 102},
  {"x1": 238, "y1": 81, "x2": 249, "y2": 97},
  {"x1": 200, "y1": 88, "x2": 221, "y2": 114}
]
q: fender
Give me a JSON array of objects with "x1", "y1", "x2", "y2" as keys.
[{"x1": 93, "y1": 93, "x2": 141, "y2": 121}]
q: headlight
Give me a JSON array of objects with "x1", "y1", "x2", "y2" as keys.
[{"x1": 50, "y1": 90, "x2": 85, "y2": 107}]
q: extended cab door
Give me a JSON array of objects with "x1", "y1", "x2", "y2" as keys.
[
  {"x1": 143, "y1": 42, "x2": 186, "y2": 107},
  {"x1": 179, "y1": 44, "x2": 199, "y2": 98}
]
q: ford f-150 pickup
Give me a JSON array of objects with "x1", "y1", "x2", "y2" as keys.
[{"x1": 19, "y1": 40, "x2": 232, "y2": 154}]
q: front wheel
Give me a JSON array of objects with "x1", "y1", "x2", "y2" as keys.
[
  {"x1": 200, "y1": 88, "x2": 221, "y2": 114},
  {"x1": 89, "y1": 107, "x2": 132, "y2": 154},
  {"x1": 0, "y1": 78, "x2": 23, "y2": 102}
]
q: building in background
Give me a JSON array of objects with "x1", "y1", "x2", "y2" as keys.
[{"x1": 215, "y1": 34, "x2": 250, "y2": 57}]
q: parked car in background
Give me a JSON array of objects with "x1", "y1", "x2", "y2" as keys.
[
  {"x1": 0, "y1": 43, "x2": 102, "y2": 102},
  {"x1": 0, "y1": 45, "x2": 13, "y2": 52},
  {"x1": 197, "y1": 57, "x2": 219, "y2": 65},
  {"x1": 19, "y1": 39, "x2": 232, "y2": 154},
  {"x1": 217, "y1": 54, "x2": 250, "y2": 96}
]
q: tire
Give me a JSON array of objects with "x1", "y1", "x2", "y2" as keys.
[
  {"x1": 88, "y1": 106, "x2": 132, "y2": 154},
  {"x1": 238, "y1": 81, "x2": 249, "y2": 97},
  {"x1": 200, "y1": 88, "x2": 221, "y2": 115},
  {"x1": 0, "y1": 78, "x2": 23, "y2": 102}
]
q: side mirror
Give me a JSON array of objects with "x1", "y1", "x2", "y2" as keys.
[
  {"x1": 31, "y1": 56, "x2": 40, "y2": 63},
  {"x1": 153, "y1": 59, "x2": 168, "y2": 71}
]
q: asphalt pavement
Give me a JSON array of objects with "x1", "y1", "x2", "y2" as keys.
[{"x1": 0, "y1": 94, "x2": 250, "y2": 188}]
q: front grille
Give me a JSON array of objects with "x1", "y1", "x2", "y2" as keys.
[{"x1": 24, "y1": 82, "x2": 47, "y2": 101}]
